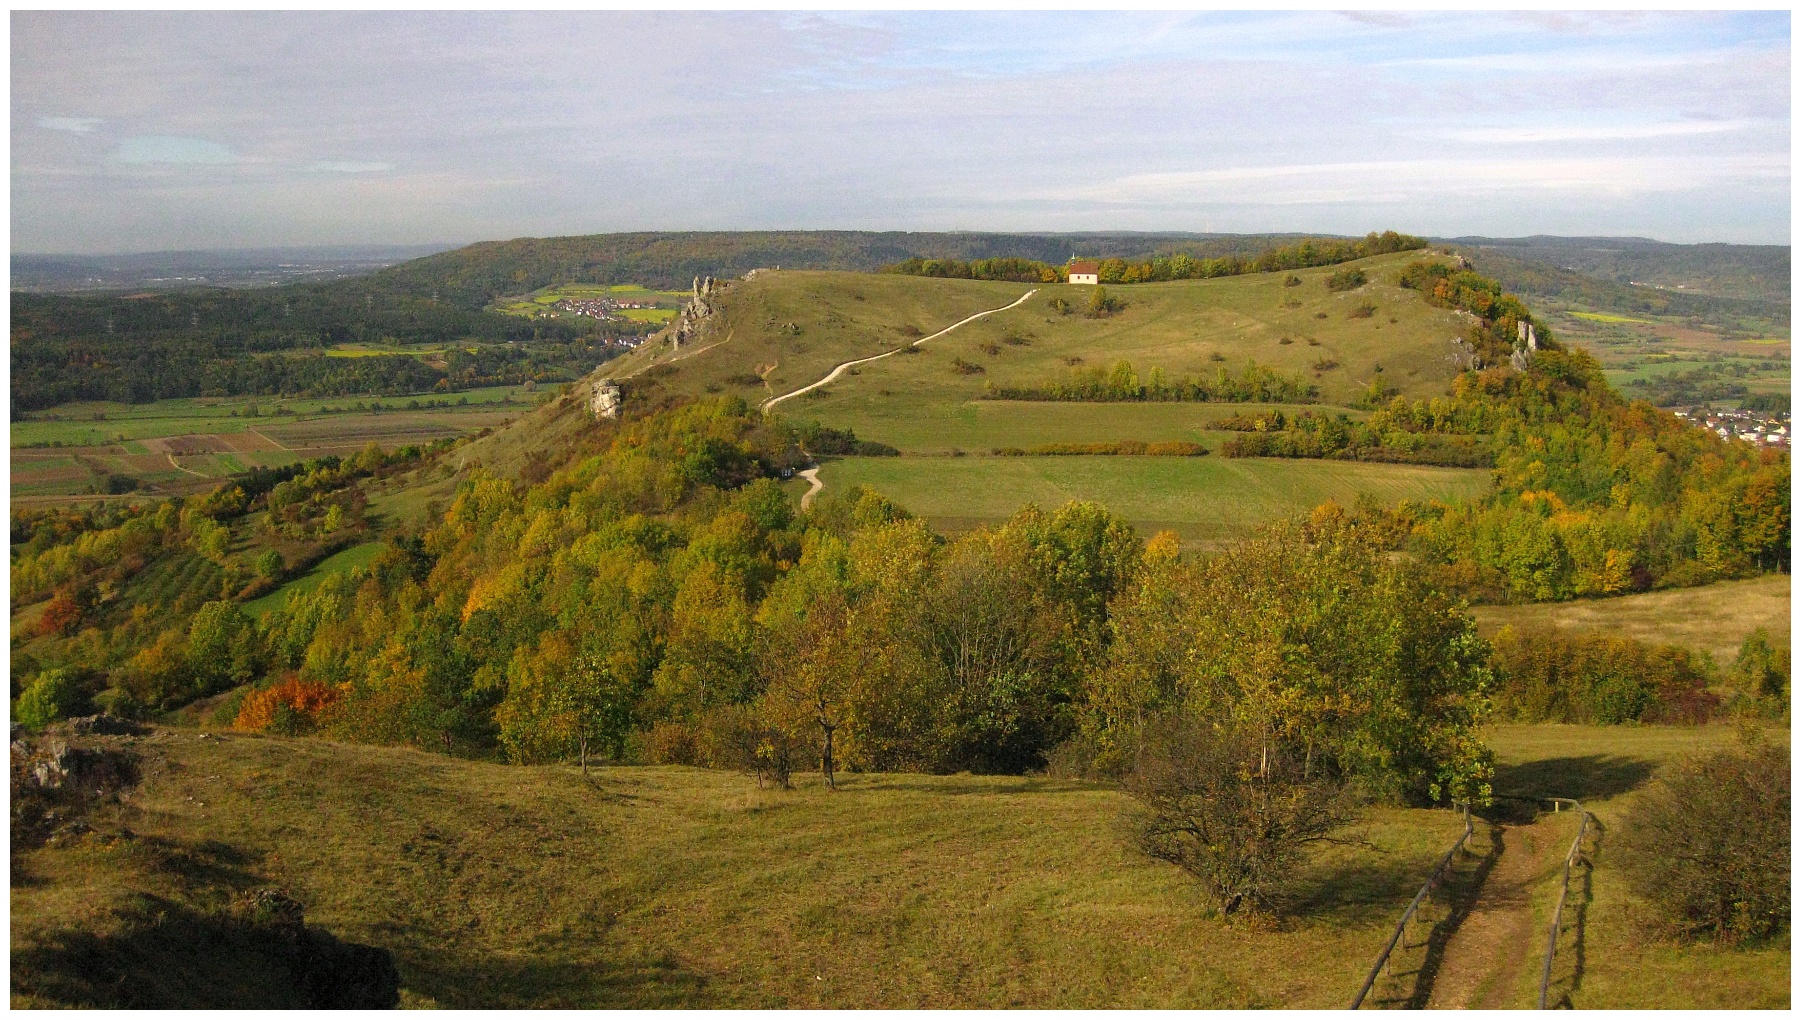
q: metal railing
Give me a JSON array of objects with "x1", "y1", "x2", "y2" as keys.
[
  {"x1": 1349, "y1": 801, "x2": 1473, "y2": 1009},
  {"x1": 1537, "y1": 798, "x2": 1594, "y2": 1009}
]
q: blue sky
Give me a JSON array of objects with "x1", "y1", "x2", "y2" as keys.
[{"x1": 11, "y1": 10, "x2": 1790, "y2": 254}]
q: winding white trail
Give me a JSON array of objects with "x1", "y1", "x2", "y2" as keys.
[
  {"x1": 760, "y1": 289, "x2": 1038, "y2": 412},
  {"x1": 797, "y1": 466, "x2": 824, "y2": 510}
]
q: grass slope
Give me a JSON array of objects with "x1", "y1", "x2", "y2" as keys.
[
  {"x1": 1472, "y1": 574, "x2": 1791, "y2": 664},
  {"x1": 12, "y1": 724, "x2": 1781, "y2": 1008},
  {"x1": 820, "y1": 455, "x2": 1491, "y2": 544},
  {"x1": 618, "y1": 251, "x2": 1470, "y2": 414},
  {"x1": 584, "y1": 252, "x2": 1495, "y2": 537},
  {"x1": 242, "y1": 541, "x2": 387, "y2": 618}
]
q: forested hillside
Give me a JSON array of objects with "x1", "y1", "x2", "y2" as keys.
[
  {"x1": 1453, "y1": 248, "x2": 1788, "y2": 331},
  {"x1": 1446, "y1": 235, "x2": 1789, "y2": 304},
  {"x1": 370, "y1": 230, "x2": 1330, "y2": 308}
]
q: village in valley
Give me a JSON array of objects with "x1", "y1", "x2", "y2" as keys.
[{"x1": 1676, "y1": 406, "x2": 1791, "y2": 447}]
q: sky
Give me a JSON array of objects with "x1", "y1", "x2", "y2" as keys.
[{"x1": 10, "y1": 10, "x2": 1792, "y2": 254}]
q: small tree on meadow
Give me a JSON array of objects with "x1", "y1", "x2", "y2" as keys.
[
  {"x1": 1126, "y1": 713, "x2": 1350, "y2": 916},
  {"x1": 763, "y1": 591, "x2": 855, "y2": 789}
]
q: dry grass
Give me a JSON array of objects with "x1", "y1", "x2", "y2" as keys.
[
  {"x1": 1472, "y1": 574, "x2": 1791, "y2": 664},
  {"x1": 14, "y1": 723, "x2": 1784, "y2": 1008},
  {"x1": 13, "y1": 730, "x2": 1466, "y2": 1008}
]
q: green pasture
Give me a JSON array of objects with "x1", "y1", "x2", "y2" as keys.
[
  {"x1": 618, "y1": 308, "x2": 677, "y2": 323},
  {"x1": 790, "y1": 393, "x2": 1343, "y2": 454},
  {"x1": 818, "y1": 454, "x2": 1491, "y2": 544},
  {"x1": 325, "y1": 344, "x2": 452, "y2": 359},
  {"x1": 1569, "y1": 311, "x2": 1656, "y2": 325},
  {"x1": 243, "y1": 541, "x2": 388, "y2": 618},
  {"x1": 12, "y1": 385, "x2": 538, "y2": 447}
]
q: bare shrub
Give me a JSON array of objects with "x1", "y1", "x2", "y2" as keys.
[
  {"x1": 702, "y1": 703, "x2": 800, "y2": 789},
  {"x1": 1125, "y1": 714, "x2": 1350, "y2": 916},
  {"x1": 1616, "y1": 742, "x2": 1789, "y2": 942}
]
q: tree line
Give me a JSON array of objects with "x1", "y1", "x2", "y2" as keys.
[
  {"x1": 984, "y1": 359, "x2": 1319, "y2": 404},
  {"x1": 884, "y1": 232, "x2": 1428, "y2": 286},
  {"x1": 10, "y1": 390, "x2": 1789, "y2": 919}
]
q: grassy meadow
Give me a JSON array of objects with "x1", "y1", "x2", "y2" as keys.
[
  {"x1": 595, "y1": 252, "x2": 1495, "y2": 539},
  {"x1": 819, "y1": 454, "x2": 1491, "y2": 544},
  {"x1": 617, "y1": 251, "x2": 1473, "y2": 414},
  {"x1": 1472, "y1": 574, "x2": 1791, "y2": 664},
  {"x1": 11, "y1": 721, "x2": 1782, "y2": 1009}
]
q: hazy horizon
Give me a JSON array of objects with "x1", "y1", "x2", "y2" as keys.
[{"x1": 13, "y1": 11, "x2": 1790, "y2": 254}]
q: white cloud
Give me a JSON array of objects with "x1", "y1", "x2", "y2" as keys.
[
  {"x1": 1442, "y1": 120, "x2": 1760, "y2": 144},
  {"x1": 308, "y1": 160, "x2": 394, "y2": 173},
  {"x1": 8, "y1": 11, "x2": 1790, "y2": 250},
  {"x1": 115, "y1": 135, "x2": 236, "y2": 165},
  {"x1": 1040, "y1": 156, "x2": 1790, "y2": 207},
  {"x1": 38, "y1": 116, "x2": 103, "y2": 133}
]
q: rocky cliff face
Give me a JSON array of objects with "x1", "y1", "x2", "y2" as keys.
[{"x1": 665, "y1": 275, "x2": 723, "y2": 350}]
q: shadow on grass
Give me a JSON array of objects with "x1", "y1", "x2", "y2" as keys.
[
  {"x1": 1394, "y1": 821, "x2": 1506, "y2": 1008},
  {"x1": 393, "y1": 943, "x2": 709, "y2": 1008},
  {"x1": 1545, "y1": 819, "x2": 1602, "y2": 1010},
  {"x1": 1493, "y1": 755, "x2": 1656, "y2": 803},
  {"x1": 133, "y1": 834, "x2": 267, "y2": 888},
  {"x1": 1281, "y1": 853, "x2": 1438, "y2": 925},
  {"x1": 11, "y1": 894, "x2": 399, "y2": 1009},
  {"x1": 841, "y1": 775, "x2": 1097, "y2": 797}
]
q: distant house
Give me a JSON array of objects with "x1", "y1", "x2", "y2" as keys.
[{"x1": 1068, "y1": 260, "x2": 1100, "y2": 285}]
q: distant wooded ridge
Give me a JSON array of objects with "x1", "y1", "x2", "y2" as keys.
[{"x1": 17, "y1": 230, "x2": 1788, "y2": 307}]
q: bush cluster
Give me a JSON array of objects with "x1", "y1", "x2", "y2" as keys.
[
  {"x1": 1488, "y1": 624, "x2": 1719, "y2": 724},
  {"x1": 1618, "y1": 742, "x2": 1789, "y2": 942}
]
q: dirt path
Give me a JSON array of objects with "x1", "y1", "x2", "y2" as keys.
[
  {"x1": 1424, "y1": 817, "x2": 1561, "y2": 1009},
  {"x1": 797, "y1": 466, "x2": 823, "y2": 510},
  {"x1": 166, "y1": 453, "x2": 210, "y2": 478},
  {"x1": 761, "y1": 289, "x2": 1038, "y2": 412},
  {"x1": 249, "y1": 428, "x2": 291, "y2": 452}
]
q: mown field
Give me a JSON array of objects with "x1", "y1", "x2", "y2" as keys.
[
  {"x1": 1473, "y1": 574, "x2": 1790, "y2": 664},
  {"x1": 10, "y1": 722, "x2": 1781, "y2": 1009},
  {"x1": 818, "y1": 454, "x2": 1492, "y2": 544},
  {"x1": 789, "y1": 396, "x2": 1344, "y2": 455},
  {"x1": 10, "y1": 385, "x2": 542, "y2": 502}
]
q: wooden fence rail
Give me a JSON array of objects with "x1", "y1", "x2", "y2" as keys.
[
  {"x1": 1537, "y1": 798, "x2": 1594, "y2": 1009},
  {"x1": 1348, "y1": 802, "x2": 1473, "y2": 1010}
]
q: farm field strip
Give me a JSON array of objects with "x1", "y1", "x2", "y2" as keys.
[
  {"x1": 10, "y1": 386, "x2": 545, "y2": 500},
  {"x1": 818, "y1": 454, "x2": 1491, "y2": 544}
]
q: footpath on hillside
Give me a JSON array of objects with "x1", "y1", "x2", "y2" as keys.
[{"x1": 1419, "y1": 814, "x2": 1564, "y2": 1008}]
